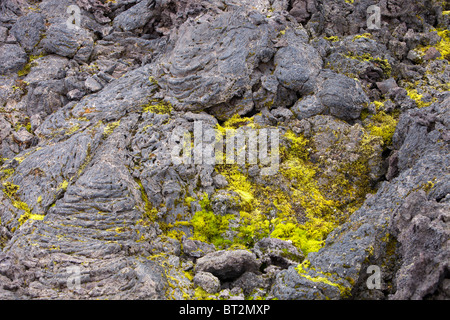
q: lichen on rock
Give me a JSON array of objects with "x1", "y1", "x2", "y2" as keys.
[{"x1": 0, "y1": 0, "x2": 448, "y2": 301}]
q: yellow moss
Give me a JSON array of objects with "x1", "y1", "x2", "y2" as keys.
[
  {"x1": 66, "y1": 124, "x2": 81, "y2": 135},
  {"x1": 417, "y1": 28, "x2": 450, "y2": 61},
  {"x1": 135, "y1": 178, "x2": 158, "y2": 222},
  {"x1": 324, "y1": 36, "x2": 340, "y2": 42},
  {"x1": 17, "y1": 54, "x2": 44, "y2": 77},
  {"x1": 222, "y1": 114, "x2": 255, "y2": 130},
  {"x1": 213, "y1": 130, "x2": 342, "y2": 254},
  {"x1": 148, "y1": 76, "x2": 159, "y2": 85},
  {"x1": 2, "y1": 182, "x2": 44, "y2": 226},
  {"x1": 366, "y1": 110, "x2": 398, "y2": 146},
  {"x1": 352, "y1": 33, "x2": 373, "y2": 41},
  {"x1": 58, "y1": 180, "x2": 68, "y2": 191},
  {"x1": 1, "y1": 168, "x2": 15, "y2": 181},
  {"x1": 345, "y1": 52, "x2": 392, "y2": 77},
  {"x1": 193, "y1": 287, "x2": 216, "y2": 300},
  {"x1": 407, "y1": 88, "x2": 433, "y2": 108},
  {"x1": 184, "y1": 196, "x2": 196, "y2": 207},
  {"x1": 166, "y1": 229, "x2": 186, "y2": 241},
  {"x1": 295, "y1": 260, "x2": 351, "y2": 298},
  {"x1": 142, "y1": 99, "x2": 173, "y2": 114},
  {"x1": 191, "y1": 194, "x2": 234, "y2": 248},
  {"x1": 103, "y1": 120, "x2": 121, "y2": 136}
]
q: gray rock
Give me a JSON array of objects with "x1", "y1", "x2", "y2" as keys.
[
  {"x1": 156, "y1": 11, "x2": 278, "y2": 119},
  {"x1": 85, "y1": 76, "x2": 103, "y2": 93},
  {"x1": 317, "y1": 71, "x2": 369, "y2": 121},
  {"x1": 291, "y1": 95, "x2": 326, "y2": 120},
  {"x1": 0, "y1": 116, "x2": 12, "y2": 141},
  {"x1": 423, "y1": 47, "x2": 441, "y2": 61},
  {"x1": 389, "y1": 190, "x2": 449, "y2": 300},
  {"x1": 0, "y1": 27, "x2": 8, "y2": 42},
  {"x1": 274, "y1": 34, "x2": 322, "y2": 95},
  {"x1": 193, "y1": 271, "x2": 221, "y2": 294},
  {"x1": 12, "y1": 127, "x2": 34, "y2": 146},
  {"x1": 10, "y1": 12, "x2": 46, "y2": 52},
  {"x1": 376, "y1": 78, "x2": 399, "y2": 95},
  {"x1": 0, "y1": 0, "x2": 448, "y2": 301},
  {"x1": 270, "y1": 107, "x2": 294, "y2": 122},
  {"x1": 23, "y1": 55, "x2": 69, "y2": 85},
  {"x1": 42, "y1": 23, "x2": 94, "y2": 62},
  {"x1": 210, "y1": 190, "x2": 240, "y2": 216},
  {"x1": 24, "y1": 80, "x2": 66, "y2": 116},
  {"x1": 0, "y1": 43, "x2": 28, "y2": 74},
  {"x1": 407, "y1": 50, "x2": 423, "y2": 64},
  {"x1": 182, "y1": 238, "x2": 216, "y2": 259},
  {"x1": 254, "y1": 237, "x2": 304, "y2": 270},
  {"x1": 67, "y1": 89, "x2": 86, "y2": 101},
  {"x1": 230, "y1": 271, "x2": 268, "y2": 296},
  {"x1": 213, "y1": 174, "x2": 228, "y2": 189},
  {"x1": 195, "y1": 250, "x2": 260, "y2": 281},
  {"x1": 113, "y1": 0, "x2": 156, "y2": 31}
]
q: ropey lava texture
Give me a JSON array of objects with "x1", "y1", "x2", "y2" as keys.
[{"x1": 0, "y1": 0, "x2": 449, "y2": 300}]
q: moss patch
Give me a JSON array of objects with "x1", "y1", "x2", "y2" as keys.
[
  {"x1": 142, "y1": 99, "x2": 173, "y2": 115},
  {"x1": 2, "y1": 182, "x2": 45, "y2": 227}
]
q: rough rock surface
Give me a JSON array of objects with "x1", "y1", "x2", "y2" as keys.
[
  {"x1": 0, "y1": 0, "x2": 449, "y2": 301},
  {"x1": 195, "y1": 250, "x2": 260, "y2": 281}
]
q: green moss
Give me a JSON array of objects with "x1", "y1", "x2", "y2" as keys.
[
  {"x1": 295, "y1": 260, "x2": 351, "y2": 298},
  {"x1": 324, "y1": 36, "x2": 340, "y2": 42},
  {"x1": 17, "y1": 54, "x2": 45, "y2": 77},
  {"x1": 344, "y1": 52, "x2": 392, "y2": 78},
  {"x1": 135, "y1": 178, "x2": 158, "y2": 222},
  {"x1": 142, "y1": 99, "x2": 173, "y2": 115},
  {"x1": 58, "y1": 180, "x2": 68, "y2": 191},
  {"x1": 365, "y1": 110, "x2": 398, "y2": 146},
  {"x1": 65, "y1": 124, "x2": 81, "y2": 136},
  {"x1": 270, "y1": 222, "x2": 323, "y2": 255},
  {"x1": 407, "y1": 88, "x2": 433, "y2": 108},
  {"x1": 193, "y1": 287, "x2": 216, "y2": 300},
  {"x1": 103, "y1": 120, "x2": 121, "y2": 136},
  {"x1": 191, "y1": 194, "x2": 234, "y2": 248},
  {"x1": 2, "y1": 182, "x2": 44, "y2": 227},
  {"x1": 352, "y1": 33, "x2": 373, "y2": 41},
  {"x1": 213, "y1": 128, "x2": 342, "y2": 254}
]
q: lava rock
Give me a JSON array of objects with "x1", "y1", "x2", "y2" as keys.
[
  {"x1": 0, "y1": 43, "x2": 28, "y2": 74},
  {"x1": 10, "y1": 12, "x2": 46, "y2": 52},
  {"x1": 253, "y1": 237, "x2": 304, "y2": 270},
  {"x1": 193, "y1": 271, "x2": 221, "y2": 294},
  {"x1": 195, "y1": 250, "x2": 260, "y2": 281},
  {"x1": 182, "y1": 238, "x2": 216, "y2": 259},
  {"x1": 317, "y1": 71, "x2": 369, "y2": 121}
]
